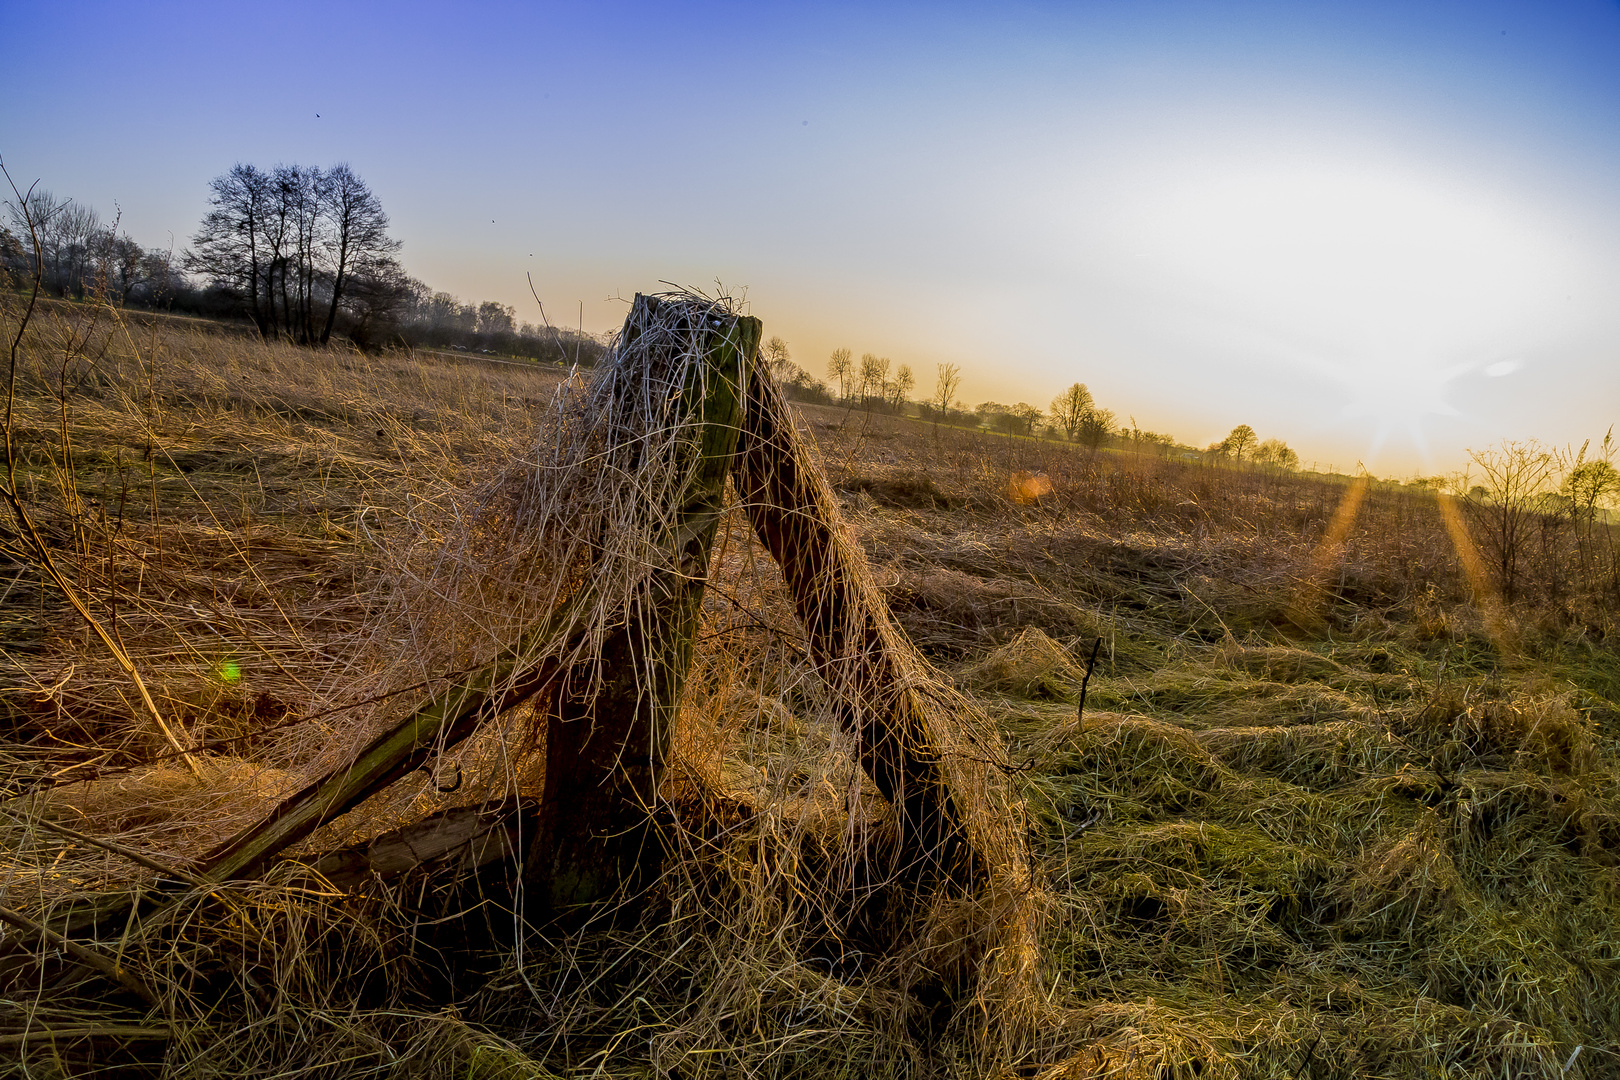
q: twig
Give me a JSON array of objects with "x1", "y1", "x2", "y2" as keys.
[
  {"x1": 0, "y1": 807, "x2": 205, "y2": 886},
  {"x1": 1076, "y1": 635, "x2": 1102, "y2": 724},
  {"x1": 0, "y1": 904, "x2": 160, "y2": 1006},
  {"x1": 1292, "y1": 1034, "x2": 1321, "y2": 1079}
]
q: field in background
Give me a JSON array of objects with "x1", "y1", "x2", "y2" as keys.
[{"x1": 4, "y1": 298, "x2": 1620, "y2": 1078}]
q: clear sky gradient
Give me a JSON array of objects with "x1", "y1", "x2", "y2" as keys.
[{"x1": 4, "y1": 0, "x2": 1617, "y2": 475}]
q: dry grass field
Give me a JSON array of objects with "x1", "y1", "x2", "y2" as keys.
[{"x1": 3, "y1": 292, "x2": 1620, "y2": 1078}]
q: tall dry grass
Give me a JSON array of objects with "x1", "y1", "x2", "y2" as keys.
[
  {"x1": 1, "y1": 297, "x2": 566, "y2": 911},
  {"x1": 1, "y1": 293, "x2": 1034, "y2": 1078},
  {"x1": 3, "y1": 289, "x2": 1620, "y2": 1079}
]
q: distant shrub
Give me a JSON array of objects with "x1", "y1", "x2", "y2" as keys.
[{"x1": 915, "y1": 403, "x2": 980, "y2": 428}]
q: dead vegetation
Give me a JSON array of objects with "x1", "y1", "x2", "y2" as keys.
[{"x1": 2, "y1": 284, "x2": 1620, "y2": 1079}]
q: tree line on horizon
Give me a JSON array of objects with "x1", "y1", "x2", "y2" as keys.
[
  {"x1": 2, "y1": 161, "x2": 1305, "y2": 464},
  {"x1": 1, "y1": 164, "x2": 604, "y2": 365},
  {"x1": 757, "y1": 338, "x2": 1302, "y2": 467}
]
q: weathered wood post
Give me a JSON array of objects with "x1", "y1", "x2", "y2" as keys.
[
  {"x1": 737, "y1": 366, "x2": 1042, "y2": 1052},
  {"x1": 527, "y1": 295, "x2": 760, "y2": 913},
  {"x1": 735, "y1": 364, "x2": 991, "y2": 889}
]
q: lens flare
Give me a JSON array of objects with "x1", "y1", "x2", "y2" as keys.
[
  {"x1": 1433, "y1": 491, "x2": 1515, "y2": 652},
  {"x1": 1286, "y1": 476, "x2": 1367, "y2": 628}
]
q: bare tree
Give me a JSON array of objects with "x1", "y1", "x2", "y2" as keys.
[
  {"x1": 763, "y1": 336, "x2": 794, "y2": 383},
  {"x1": 317, "y1": 164, "x2": 398, "y2": 345},
  {"x1": 47, "y1": 202, "x2": 100, "y2": 296},
  {"x1": 1254, "y1": 437, "x2": 1299, "y2": 470},
  {"x1": 259, "y1": 165, "x2": 299, "y2": 337},
  {"x1": 1049, "y1": 382, "x2": 1094, "y2": 442},
  {"x1": 1222, "y1": 424, "x2": 1258, "y2": 463},
  {"x1": 4, "y1": 189, "x2": 104, "y2": 298},
  {"x1": 1462, "y1": 439, "x2": 1561, "y2": 602},
  {"x1": 235, "y1": 163, "x2": 324, "y2": 342},
  {"x1": 858, "y1": 353, "x2": 890, "y2": 408},
  {"x1": 285, "y1": 164, "x2": 322, "y2": 341},
  {"x1": 889, "y1": 363, "x2": 914, "y2": 411},
  {"x1": 827, "y1": 347, "x2": 853, "y2": 401},
  {"x1": 189, "y1": 162, "x2": 400, "y2": 346},
  {"x1": 933, "y1": 362, "x2": 961, "y2": 419},
  {"x1": 187, "y1": 164, "x2": 273, "y2": 335}
]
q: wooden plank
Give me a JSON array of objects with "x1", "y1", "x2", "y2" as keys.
[
  {"x1": 309, "y1": 799, "x2": 533, "y2": 891},
  {"x1": 733, "y1": 360, "x2": 1045, "y2": 1050},
  {"x1": 200, "y1": 587, "x2": 592, "y2": 882},
  {"x1": 5, "y1": 591, "x2": 594, "y2": 961}
]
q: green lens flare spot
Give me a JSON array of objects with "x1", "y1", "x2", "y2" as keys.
[{"x1": 217, "y1": 660, "x2": 242, "y2": 684}]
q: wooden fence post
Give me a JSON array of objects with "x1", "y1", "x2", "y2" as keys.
[{"x1": 527, "y1": 297, "x2": 759, "y2": 914}]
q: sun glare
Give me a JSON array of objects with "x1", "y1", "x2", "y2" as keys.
[
  {"x1": 1336, "y1": 357, "x2": 1470, "y2": 461},
  {"x1": 1101, "y1": 152, "x2": 1579, "y2": 463},
  {"x1": 1130, "y1": 160, "x2": 1565, "y2": 340}
]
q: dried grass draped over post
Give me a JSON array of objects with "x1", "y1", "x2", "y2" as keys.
[
  {"x1": 358, "y1": 290, "x2": 1048, "y2": 1057},
  {"x1": 265, "y1": 286, "x2": 758, "y2": 835},
  {"x1": 0, "y1": 287, "x2": 1044, "y2": 1075},
  {"x1": 274, "y1": 286, "x2": 1048, "y2": 1068},
  {"x1": 165, "y1": 292, "x2": 759, "y2": 887},
  {"x1": 303, "y1": 293, "x2": 762, "y2": 795}
]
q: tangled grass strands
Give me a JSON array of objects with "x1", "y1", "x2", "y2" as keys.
[{"x1": 4, "y1": 280, "x2": 1620, "y2": 1076}]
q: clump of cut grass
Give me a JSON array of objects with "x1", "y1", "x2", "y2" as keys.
[{"x1": 959, "y1": 626, "x2": 1086, "y2": 701}]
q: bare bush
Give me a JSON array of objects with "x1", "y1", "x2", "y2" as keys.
[{"x1": 1460, "y1": 439, "x2": 1563, "y2": 602}]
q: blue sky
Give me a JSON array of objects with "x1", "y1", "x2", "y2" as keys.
[{"x1": 4, "y1": 0, "x2": 1618, "y2": 474}]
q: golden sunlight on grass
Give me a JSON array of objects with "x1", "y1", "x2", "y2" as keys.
[{"x1": 1, "y1": 293, "x2": 1618, "y2": 1078}]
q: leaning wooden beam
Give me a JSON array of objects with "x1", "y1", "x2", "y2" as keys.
[
  {"x1": 735, "y1": 365, "x2": 983, "y2": 884},
  {"x1": 9, "y1": 588, "x2": 597, "y2": 955},
  {"x1": 201, "y1": 587, "x2": 595, "y2": 882},
  {"x1": 736, "y1": 363, "x2": 1043, "y2": 1051},
  {"x1": 529, "y1": 297, "x2": 759, "y2": 913},
  {"x1": 310, "y1": 799, "x2": 533, "y2": 892}
]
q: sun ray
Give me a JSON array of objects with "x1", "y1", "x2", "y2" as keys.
[
  {"x1": 1433, "y1": 490, "x2": 1515, "y2": 654},
  {"x1": 1286, "y1": 475, "x2": 1368, "y2": 630}
]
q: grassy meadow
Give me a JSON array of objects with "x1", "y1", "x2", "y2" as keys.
[{"x1": 3, "y1": 294, "x2": 1620, "y2": 1078}]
